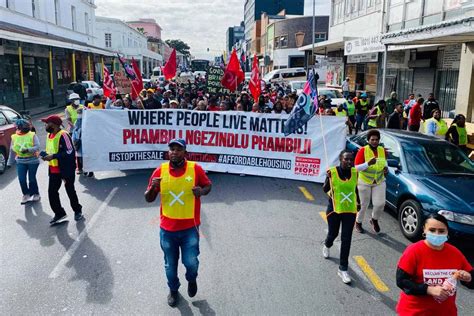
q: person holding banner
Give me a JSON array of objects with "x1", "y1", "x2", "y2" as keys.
[
  {"x1": 144, "y1": 139, "x2": 212, "y2": 307},
  {"x1": 322, "y1": 150, "x2": 359, "y2": 284},
  {"x1": 354, "y1": 129, "x2": 388, "y2": 234}
]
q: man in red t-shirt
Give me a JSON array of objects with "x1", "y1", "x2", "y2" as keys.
[{"x1": 145, "y1": 139, "x2": 211, "y2": 307}]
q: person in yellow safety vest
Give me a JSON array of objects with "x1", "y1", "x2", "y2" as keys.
[
  {"x1": 355, "y1": 93, "x2": 370, "y2": 134},
  {"x1": 65, "y1": 93, "x2": 84, "y2": 131},
  {"x1": 87, "y1": 94, "x2": 105, "y2": 110},
  {"x1": 424, "y1": 109, "x2": 448, "y2": 138},
  {"x1": 446, "y1": 114, "x2": 469, "y2": 155},
  {"x1": 40, "y1": 115, "x2": 83, "y2": 225},
  {"x1": 322, "y1": 150, "x2": 359, "y2": 284},
  {"x1": 367, "y1": 100, "x2": 386, "y2": 129},
  {"x1": 335, "y1": 103, "x2": 354, "y2": 134},
  {"x1": 6, "y1": 119, "x2": 41, "y2": 204},
  {"x1": 345, "y1": 95, "x2": 357, "y2": 134},
  {"x1": 145, "y1": 138, "x2": 212, "y2": 307},
  {"x1": 354, "y1": 129, "x2": 388, "y2": 234}
]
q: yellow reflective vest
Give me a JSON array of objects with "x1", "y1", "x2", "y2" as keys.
[
  {"x1": 66, "y1": 105, "x2": 84, "y2": 125},
  {"x1": 160, "y1": 161, "x2": 197, "y2": 219},
  {"x1": 329, "y1": 166, "x2": 358, "y2": 214},
  {"x1": 359, "y1": 145, "x2": 386, "y2": 184},
  {"x1": 11, "y1": 131, "x2": 35, "y2": 158},
  {"x1": 46, "y1": 130, "x2": 68, "y2": 167}
]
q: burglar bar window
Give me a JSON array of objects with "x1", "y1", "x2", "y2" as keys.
[{"x1": 105, "y1": 33, "x2": 112, "y2": 48}]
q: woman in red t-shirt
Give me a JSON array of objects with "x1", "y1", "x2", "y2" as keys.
[{"x1": 396, "y1": 214, "x2": 473, "y2": 316}]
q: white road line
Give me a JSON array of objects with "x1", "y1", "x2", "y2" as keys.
[{"x1": 48, "y1": 187, "x2": 118, "y2": 279}]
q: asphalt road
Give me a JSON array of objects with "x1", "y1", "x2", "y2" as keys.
[{"x1": 1, "y1": 114, "x2": 473, "y2": 315}]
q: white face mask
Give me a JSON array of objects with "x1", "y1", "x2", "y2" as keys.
[{"x1": 73, "y1": 100, "x2": 80, "y2": 106}]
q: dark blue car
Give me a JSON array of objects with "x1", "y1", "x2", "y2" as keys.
[{"x1": 346, "y1": 130, "x2": 474, "y2": 241}]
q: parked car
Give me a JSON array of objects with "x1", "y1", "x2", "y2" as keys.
[
  {"x1": 346, "y1": 129, "x2": 474, "y2": 240},
  {"x1": 0, "y1": 106, "x2": 34, "y2": 174},
  {"x1": 263, "y1": 68, "x2": 307, "y2": 84},
  {"x1": 66, "y1": 81, "x2": 103, "y2": 103},
  {"x1": 318, "y1": 87, "x2": 346, "y2": 107},
  {"x1": 288, "y1": 80, "x2": 306, "y2": 95}
]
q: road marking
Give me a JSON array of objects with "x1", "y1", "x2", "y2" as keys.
[
  {"x1": 298, "y1": 186, "x2": 315, "y2": 201},
  {"x1": 49, "y1": 187, "x2": 118, "y2": 279},
  {"x1": 353, "y1": 255, "x2": 390, "y2": 292},
  {"x1": 319, "y1": 211, "x2": 327, "y2": 223}
]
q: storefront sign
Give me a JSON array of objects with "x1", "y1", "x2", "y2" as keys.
[
  {"x1": 82, "y1": 110, "x2": 347, "y2": 183},
  {"x1": 439, "y1": 44, "x2": 461, "y2": 69},
  {"x1": 347, "y1": 53, "x2": 379, "y2": 64},
  {"x1": 345, "y1": 36, "x2": 384, "y2": 55}
]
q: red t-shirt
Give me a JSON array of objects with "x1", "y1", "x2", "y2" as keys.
[
  {"x1": 147, "y1": 160, "x2": 211, "y2": 232},
  {"x1": 397, "y1": 241, "x2": 472, "y2": 316},
  {"x1": 354, "y1": 146, "x2": 388, "y2": 165},
  {"x1": 409, "y1": 103, "x2": 422, "y2": 126}
]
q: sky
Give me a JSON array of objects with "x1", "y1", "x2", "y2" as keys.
[{"x1": 95, "y1": 0, "x2": 330, "y2": 60}]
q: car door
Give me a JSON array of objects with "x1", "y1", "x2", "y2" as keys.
[
  {"x1": 379, "y1": 134, "x2": 403, "y2": 208},
  {"x1": 0, "y1": 111, "x2": 16, "y2": 154}
]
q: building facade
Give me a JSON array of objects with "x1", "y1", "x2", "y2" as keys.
[
  {"x1": 226, "y1": 22, "x2": 245, "y2": 55},
  {"x1": 244, "y1": 0, "x2": 305, "y2": 56},
  {"x1": 300, "y1": 0, "x2": 474, "y2": 121},
  {"x1": 95, "y1": 16, "x2": 163, "y2": 79},
  {"x1": 262, "y1": 15, "x2": 329, "y2": 72},
  {"x1": 0, "y1": 0, "x2": 113, "y2": 113}
]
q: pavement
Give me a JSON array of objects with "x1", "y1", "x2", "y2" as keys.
[{"x1": 1, "y1": 114, "x2": 473, "y2": 315}]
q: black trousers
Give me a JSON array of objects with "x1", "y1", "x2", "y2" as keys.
[
  {"x1": 324, "y1": 203, "x2": 356, "y2": 271},
  {"x1": 48, "y1": 173, "x2": 82, "y2": 216},
  {"x1": 77, "y1": 157, "x2": 83, "y2": 171}
]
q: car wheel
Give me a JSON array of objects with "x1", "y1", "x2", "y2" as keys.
[
  {"x1": 0, "y1": 148, "x2": 7, "y2": 175},
  {"x1": 398, "y1": 199, "x2": 423, "y2": 241}
]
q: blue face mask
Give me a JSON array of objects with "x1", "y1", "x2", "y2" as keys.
[{"x1": 426, "y1": 233, "x2": 448, "y2": 247}]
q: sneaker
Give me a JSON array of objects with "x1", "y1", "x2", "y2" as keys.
[
  {"x1": 29, "y1": 194, "x2": 41, "y2": 202},
  {"x1": 49, "y1": 214, "x2": 67, "y2": 225},
  {"x1": 76, "y1": 169, "x2": 83, "y2": 175},
  {"x1": 74, "y1": 212, "x2": 85, "y2": 221},
  {"x1": 355, "y1": 222, "x2": 365, "y2": 233},
  {"x1": 188, "y1": 281, "x2": 198, "y2": 297},
  {"x1": 338, "y1": 269, "x2": 352, "y2": 284},
  {"x1": 322, "y1": 245, "x2": 330, "y2": 259},
  {"x1": 370, "y1": 218, "x2": 381, "y2": 234},
  {"x1": 21, "y1": 195, "x2": 31, "y2": 205},
  {"x1": 87, "y1": 172, "x2": 94, "y2": 178},
  {"x1": 167, "y1": 290, "x2": 179, "y2": 307}
]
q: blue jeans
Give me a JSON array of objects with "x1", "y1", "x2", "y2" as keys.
[
  {"x1": 355, "y1": 114, "x2": 366, "y2": 133},
  {"x1": 160, "y1": 227, "x2": 200, "y2": 291},
  {"x1": 16, "y1": 163, "x2": 39, "y2": 195}
]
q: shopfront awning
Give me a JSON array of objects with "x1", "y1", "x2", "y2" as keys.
[
  {"x1": 0, "y1": 21, "x2": 115, "y2": 56},
  {"x1": 298, "y1": 37, "x2": 355, "y2": 54},
  {"x1": 381, "y1": 17, "x2": 474, "y2": 45}
]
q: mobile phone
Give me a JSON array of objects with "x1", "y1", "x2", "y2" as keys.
[{"x1": 39, "y1": 151, "x2": 47, "y2": 158}]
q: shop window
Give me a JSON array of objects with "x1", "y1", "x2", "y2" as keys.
[{"x1": 279, "y1": 35, "x2": 288, "y2": 48}]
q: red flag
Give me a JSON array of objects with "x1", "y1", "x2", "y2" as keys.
[
  {"x1": 221, "y1": 49, "x2": 244, "y2": 92},
  {"x1": 131, "y1": 58, "x2": 143, "y2": 100},
  {"x1": 162, "y1": 48, "x2": 177, "y2": 80},
  {"x1": 103, "y1": 65, "x2": 116, "y2": 100},
  {"x1": 249, "y1": 54, "x2": 261, "y2": 101}
]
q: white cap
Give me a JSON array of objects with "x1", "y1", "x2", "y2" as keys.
[{"x1": 69, "y1": 93, "x2": 80, "y2": 100}]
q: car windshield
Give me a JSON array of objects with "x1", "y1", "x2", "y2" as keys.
[
  {"x1": 402, "y1": 142, "x2": 474, "y2": 175},
  {"x1": 319, "y1": 89, "x2": 343, "y2": 99},
  {"x1": 291, "y1": 82, "x2": 306, "y2": 90}
]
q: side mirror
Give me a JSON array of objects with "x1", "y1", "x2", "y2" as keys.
[{"x1": 387, "y1": 159, "x2": 401, "y2": 169}]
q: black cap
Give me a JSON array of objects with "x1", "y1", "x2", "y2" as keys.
[{"x1": 168, "y1": 138, "x2": 186, "y2": 149}]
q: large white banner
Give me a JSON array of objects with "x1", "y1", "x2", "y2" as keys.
[{"x1": 82, "y1": 110, "x2": 346, "y2": 183}]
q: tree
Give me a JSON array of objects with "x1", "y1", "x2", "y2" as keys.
[
  {"x1": 165, "y1": 39, "x2": 190, "y2": 57},
  {"x1": 136, "y1": 27, "x2": 147, "y2": 36}
]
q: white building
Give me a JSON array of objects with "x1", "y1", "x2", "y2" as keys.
[
  {"x1": 94, "y1": 16, "x2": 163, "y2": 78},
  {"x1": 0, "y1": 0, "x2": 114, "y2": 112},
  {"x1": 300, "y1": 0, "x2": 474, "y2": 121}
]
